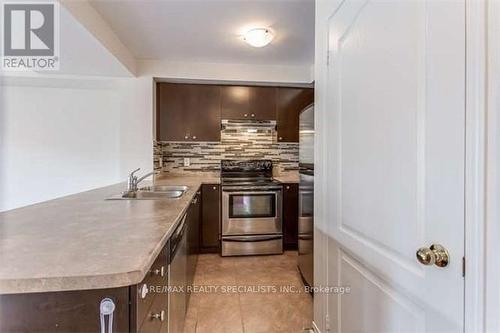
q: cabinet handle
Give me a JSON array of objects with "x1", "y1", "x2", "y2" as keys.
[
  {"x1": 151, "y1": 266, "x2": 165, "y2": 277},
  {"x1": 279, "y1": 137, "x2": 283, "y2": 140},
  {"x1": 184, "y1": 135, "x2": 189, "y2": 140},
  {"x1": 140, "y1": 283, "x2": 148, "y2": 299},
  {"x1": 151, "y1": 310, "x2": 165, "y2": 321},
  {"x1": 213, "y1": 186, "x2": 217, "y2": 190},
  {"x1": 192, "y1": 135, "x2": 197, "y2": 139},
  {"x1": 251, "y1": 113, "x2": 255, "y2": 117},
  {"x1": 244, "y1": 114, "x2": 248, "y2": 117},
  {"x1": 286, "y1": 185, "x2": 290, "y2": 190}
]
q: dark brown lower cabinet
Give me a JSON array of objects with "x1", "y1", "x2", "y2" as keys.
[
  {"x1": 187, "y1": 190, "x2": 201, "y2": 296},
  {"x1": 0, "y1": 287, "x2": 130, "y2": 332},
  {"x1": 0, "y1": 251, "x2": 170, "y2": 333},
  {"x1": 0, "y1": 189, "x2": 206, "y2": 333},
  {"x1": 0, "y1": 244, "x2": 170, "y2": 333},
  {"x1": 283, "y1": 183, "x2": 299, "y2": 250},
  {"x1": 200, "y1": 184, "x2": 221, "y2": 253}
]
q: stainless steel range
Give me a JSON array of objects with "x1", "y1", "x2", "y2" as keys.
[{"x1": 221, "y1": 160, "x2": 283, "y2": 256}]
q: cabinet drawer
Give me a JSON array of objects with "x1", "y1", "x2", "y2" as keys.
[
  {"x1": 222, "y1": 235, "x2": 283, "y2": 256},
  {"x1": 138, "y1": 292, "x2": 168, "y2": 333},
  {"x1": 134, "y1": 247, "x2": 168, "y2": 330}
]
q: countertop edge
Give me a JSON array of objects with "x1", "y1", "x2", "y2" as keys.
[{"x1": 0, "y1": 271, "x2": 143, "y2": 295}]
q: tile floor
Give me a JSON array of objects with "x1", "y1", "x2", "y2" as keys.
[{"x1": 184, "y1": 251, "x2": 313, "y2": 333}]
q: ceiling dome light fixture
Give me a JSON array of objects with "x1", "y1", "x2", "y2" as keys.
[{"x1": 243, "y1": 28, "x2": 274, "y2": 48}]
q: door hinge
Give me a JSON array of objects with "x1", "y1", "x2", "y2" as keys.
[{"x1": 325, "y1": 313, "x2": 331, "y2": 331}]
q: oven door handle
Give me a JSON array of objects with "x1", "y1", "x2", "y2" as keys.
[
  {"x1": 224, "y1": 235, "x2": 282, "y2": 242},
  {"x1": 222, "y1": 190, "x2": 280, "y2": 195}
]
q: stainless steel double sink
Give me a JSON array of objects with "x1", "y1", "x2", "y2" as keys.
[{"x1": 107, "y1": 185, "x2": 189, "y2": 200}]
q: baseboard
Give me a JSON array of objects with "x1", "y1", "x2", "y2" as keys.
[{"x1": 312, "y1": 321, "x2": 321, "y2": 333}]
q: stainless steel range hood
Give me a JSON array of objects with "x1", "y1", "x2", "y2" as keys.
[{"x1": 221, "y1": 119, "x2": 276, "y2": 131}]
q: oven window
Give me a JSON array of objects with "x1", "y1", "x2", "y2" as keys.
[{"x1": 229, "y1": 193, "x2": 276, "y2": 218}]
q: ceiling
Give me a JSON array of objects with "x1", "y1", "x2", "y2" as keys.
[
  {"x1": 89, "y1": 0, "x2": 315, "y2": 67},
  {"x1": 58, "y1": 5, "x2": 131, "y2": 77},
  {"x1": 0, "y1": 5, "x2": 131, "y2": 77}
]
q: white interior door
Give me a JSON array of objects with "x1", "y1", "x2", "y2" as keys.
[{"x1": 320, "y1": 0, "x2": 465, "y2": 331}]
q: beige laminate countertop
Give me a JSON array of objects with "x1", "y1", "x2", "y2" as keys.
[
  {"x1": 273, "y1": 173, "x2": 300, "y2": 183},
  {"x1": 0, "y1": 174, "x2": 219, "y2": 295}
]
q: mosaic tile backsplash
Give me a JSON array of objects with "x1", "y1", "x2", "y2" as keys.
[{"x1": 154, "y1": 121, "x2": 299, "y2": 174}]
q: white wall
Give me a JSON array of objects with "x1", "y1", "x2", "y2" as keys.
[
  {"x1": 486, "y1": 1, "x2": 500, "y2": 330},
  {"x1": 0, "y1": 76, "x2": 152, "y2": 212},
  {"x1": 116, "y1": 76, "x2": 154, "y2": 178}
]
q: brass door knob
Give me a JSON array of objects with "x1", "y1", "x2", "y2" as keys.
[{"x1": 416, "y1": 244, "x2": 449, "y2": 267}]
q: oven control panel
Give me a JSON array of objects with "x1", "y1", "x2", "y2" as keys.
[{"x1": 221, "y1": 159, "x2": 273, "y2": 172}]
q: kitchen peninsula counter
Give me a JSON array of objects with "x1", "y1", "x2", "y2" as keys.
[{"x1": 0, "y1": 174, "x2": 219, "y2": 294}]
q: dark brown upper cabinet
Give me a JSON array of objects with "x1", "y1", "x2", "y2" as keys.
[
  {"x1": 276, "y1": 88, "x2": 314, "y2": 142},
  {"x1": 157, "y1": 83, "x2": 313, "y2": 142},
  {"x1": 157, "y1": 83, "x2": 221, "y2": 142},
  {"x1": 221, "y1": 85, "x2": 276, "y2": 121}
]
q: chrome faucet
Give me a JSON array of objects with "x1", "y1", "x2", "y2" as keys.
[{"x1": 126, "y1": 168, "x2": 156, "y2": 193}]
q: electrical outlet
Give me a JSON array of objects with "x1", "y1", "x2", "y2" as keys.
[{"x1": 184, "y1": 157, "x2": 190, "y2": 167}]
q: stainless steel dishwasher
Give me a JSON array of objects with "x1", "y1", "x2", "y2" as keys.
[{"x1": 168, "y1": 213, "x2": 188, "y2": 333}]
